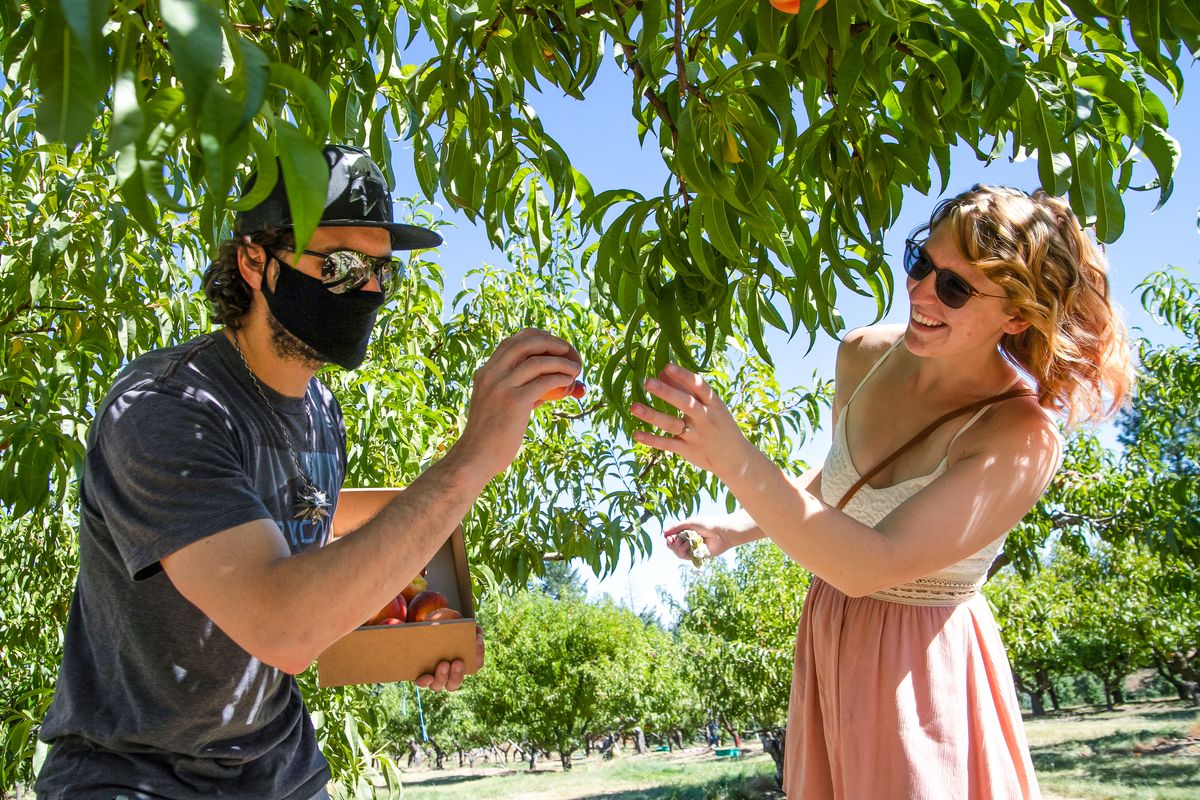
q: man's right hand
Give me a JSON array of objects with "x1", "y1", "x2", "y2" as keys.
[{"x1": 452, "y1": 328, "x2": 582, "y2": 480}]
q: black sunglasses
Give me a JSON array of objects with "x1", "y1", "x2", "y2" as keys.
[
  {"x1": 287, "y1": 248, "x2": 407, "y2": 295},
  {"x1": 903, "y1": 239, "x2": 1007, "y2": 309}
]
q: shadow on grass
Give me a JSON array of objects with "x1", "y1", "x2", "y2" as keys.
[
  {"x1": 401, "y1": 769, "x2": 558, "y2": 788},
  {"x1": 1032, "y1": 729, "x2": 1200, "y2": 789},
  {"x1": 571, "y1": 774, "x2": 784, "y2": 800},
  {"x1": 1030, "y1": 702, "x2": 1200, "y2": 724}
]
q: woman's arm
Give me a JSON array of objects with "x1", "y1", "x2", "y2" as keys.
[
  {"x1": 723, "y1": 407, "x2": 1059, "y2": 595},
  {"x1": 633, "y1": 362, "x2": 1060, "y2": 596},
  {"x1": 661, "y1": 467, "x2": 823, "y2": 562}
]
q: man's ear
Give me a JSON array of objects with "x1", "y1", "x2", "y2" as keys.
[{"x1": 235, "y1": 240, "x2": 270, "y2": 291}]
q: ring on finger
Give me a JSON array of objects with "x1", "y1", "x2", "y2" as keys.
[{"x1": 680, "y1": 422, "x2": 691, "y2": 436}]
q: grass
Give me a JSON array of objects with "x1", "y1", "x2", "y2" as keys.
[
  {"x1": 396, "y1": 748, "x2": 780, "y2": 800},
  {"x1": 1025, "y1": 699, "x2": 1200, "y2": 800},
  {"x1": 390, "y1": 700, "x2": 1199, "y2": 800}
]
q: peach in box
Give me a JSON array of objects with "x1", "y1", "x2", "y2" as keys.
[{"x1": 316, "y1": 488, "x2": 479, "y2": 687}]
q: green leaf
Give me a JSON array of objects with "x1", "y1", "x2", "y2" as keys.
[
  {"x1": 229, "y1": 128, "x2": 279, "y2": 212},
  {"x1": 160, "y1": 0, "x2": 224, "y2": 121},
  {"x1": 1020, "y1": 84, "x2": 1068, "y2": 196},
  {"x1": 1138, "y1": 122, "x2": 1181, "y2": 211},
  {"x1": 906, "y1": 39, "x2": 963, "y2": 113},
  {"x1": 1128, "y1": 0, "x2": 1165, "y2": 70},
  {"x1": 940, "y1": 0, "x2": 1009, "y2": 76},
  {"x1": 274, "y1": 121, "x2": 329, "y2": 254},
  {"x1": 59, "y1": 0, "x2": 107, "y2": 72},
  {"x1": 1073, "y1": 71, "x2": 1144, "y2": 139},
  {"x1": 109, "y1": 68, "x2": 143, "y2": 155},
  {"x1": 1093, "y1": 146, "x2": 1125, "y2": 243},
  {"x1": 268, "y1": 62, "x2": 332, "y2": 143},
  {"x1": 231, "y1": 37, "x2": 270, "y2": 133},
  {"x1": 33, "y1": 1, "x2": 103, "y2": 146}
]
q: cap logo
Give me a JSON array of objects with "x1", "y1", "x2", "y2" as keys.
[{"x1": 326, "y1": 150, "x2": 383, "y2": 217}]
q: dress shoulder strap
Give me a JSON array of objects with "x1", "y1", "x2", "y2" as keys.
[
  {"x1": 944, "y1": 374, "x2": 1025, "y2": 452},
  {"x1": 843, "y1": 336, "x2": 905, "y2": 409},
  {"x1": 835, "y1": 384, "x2": 1037, "y2": 511}
]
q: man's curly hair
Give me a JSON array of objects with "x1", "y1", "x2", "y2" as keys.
[{"x1": 201, "y1": 228, "x2": 295, "y2": 329}]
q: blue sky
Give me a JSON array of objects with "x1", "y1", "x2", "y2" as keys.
[{"x1": 391, "y1": 52, "x2": 1200, "y2": 620}]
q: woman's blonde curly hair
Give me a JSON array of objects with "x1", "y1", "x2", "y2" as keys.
[{"x1": 914, "y1": 184, "x2": 1133, "y2": 427}]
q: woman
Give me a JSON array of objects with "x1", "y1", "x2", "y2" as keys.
[{"x1": 631, "y1": 185, "x2": 1131, "y2": 798}]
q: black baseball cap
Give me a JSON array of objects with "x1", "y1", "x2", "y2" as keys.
[{"x1": 233, "y1": 144, "x2": 442, "y2": 251}]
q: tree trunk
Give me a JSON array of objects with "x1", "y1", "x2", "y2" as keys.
[
  {"x1": 720, "y1": 718, "x2": 741, "y2": 748},
  {"x1": 673, "y1": 728, "x2": 684, "y2": 750},
  {"x1": 633, "y1": 727, "x2": 647, "y2": 754},
  {"x1": 1153, "y1": 655, "x2": 1195, "y2": 702},
  {"x1": 1029, "y1": 691, "x2": 1046, "y2": 717},
  {"x1": 1034, "y1": 668, "x2": 1059, "y2": 713},
  {"x1": 528, "y1": 747, "x2": 538, "y2": 771},
  {"x1": 560, "y1": 749, "x2": 573, "y2": 770},
  {"x1": 762, "y1": 728, "x2": 786, "y2": 790}
]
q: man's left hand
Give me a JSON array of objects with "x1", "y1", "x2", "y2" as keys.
[{"x1": 415, "y1": 625, "x2": 485, "y2": 692}]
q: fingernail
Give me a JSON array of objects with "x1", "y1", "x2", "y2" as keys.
[{"x1": 646, "y1": 379, "x2": 660, "y2": 390}]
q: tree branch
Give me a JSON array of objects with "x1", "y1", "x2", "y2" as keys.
[
  {"x1": 674, "y1": 0, "x2": 686, "y2": 101},
  {"x1": 550, "y1": 401, "x2": 606, "y2": 420},
  {"x1": 621, "y1": 42, "x2": 678, "y2": 150}
]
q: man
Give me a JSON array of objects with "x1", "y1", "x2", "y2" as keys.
[{"x1": 35, "y1": 145, "x2": 583, "y2": 799}]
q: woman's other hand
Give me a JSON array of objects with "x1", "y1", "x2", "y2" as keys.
[
  {"x1": 630, "y1": 363, "x2": 756, "y2": 483},
  {"x1": 663, "y1": 516, "x2": 751, "y2": 563}
]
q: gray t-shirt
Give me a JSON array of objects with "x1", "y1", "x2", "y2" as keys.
[{"x1": 36, "y1": 332, "x2": 345, "y2": 800}]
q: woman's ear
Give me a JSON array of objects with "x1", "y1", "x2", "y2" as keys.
[
  {"x1": 236, "y1": 239, "x2": 268, "y2": 291},
  {"x1": 1002, "y1": 310, "x2": 1031, "y2": 336}
]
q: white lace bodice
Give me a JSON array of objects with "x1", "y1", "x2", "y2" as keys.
[{"x1": 820, "y1": 339, "x2": 1013, "y2": 606}]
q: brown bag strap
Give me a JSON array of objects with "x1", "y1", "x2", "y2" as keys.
[{"x1": 835, "y1": 388, "x2": 1037, "y2": 511}]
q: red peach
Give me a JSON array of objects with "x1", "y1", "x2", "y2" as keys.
[
  {"x1": 540, "y1": 380, "x2": 586, "y2": 403},
  {"x1": 426, "y1": 607, "x2": 463, "y2": 621},
  {"x1": 366, "y1": 594, "x2": 407, "y2": 626},
  {"x1": 407, "y1": 590, "x2": 450, "y2": 623}
]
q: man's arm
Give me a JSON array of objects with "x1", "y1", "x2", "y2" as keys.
[{"x1": 162, "y1": 329, "x2": 581, "y2": 674}]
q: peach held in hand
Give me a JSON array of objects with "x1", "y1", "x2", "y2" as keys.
[
  {"x1": 540, "y1": 380, "x2": 587, "y2": 402},
  {"x1": 679, "y1": 529, "x2": 710, "y2": 568}
]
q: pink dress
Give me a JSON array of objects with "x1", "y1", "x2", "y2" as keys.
[{"x1": 784, "y1": 340, "x2": 1041, "y2": 799}]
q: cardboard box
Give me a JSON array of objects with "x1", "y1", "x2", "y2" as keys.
[{"x1": 316, "y1": 488, "x2": 480, "y2": 687}]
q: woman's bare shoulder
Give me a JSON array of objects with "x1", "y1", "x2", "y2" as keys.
[
  {"x1": 953, "y1": 392, "x2": 1063, "y2": 475},
  {"x1": 836, "y1": 325, "x2": 906, "y2": 385}
]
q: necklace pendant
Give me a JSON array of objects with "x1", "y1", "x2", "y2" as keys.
[{"x1": 294, "y1": 487, "x2": 331, "y2": 522}]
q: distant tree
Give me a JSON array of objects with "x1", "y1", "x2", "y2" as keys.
[
  {"x1": 467, "y1": 591, "x2": 671, "y2": 771},
  {"x1": 986, "y1": 562, "x2": 1073, "y2": 716},
  {"x1": 670, "y1": 539, "x2": 811, "y2": 783},
  {"x1": 1000, "y1": 268, "x2": 1200, "y2": 574},
  {"x1": 535, "y1": 560, "x2": 589, "y2": 602},
  {"x1": 379, "y1": 682, "x2": 491, "y2": 770}
]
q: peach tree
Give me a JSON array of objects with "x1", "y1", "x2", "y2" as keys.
[{"x1": 3, "y1": 0, "x2": 1195, "y2": 376}]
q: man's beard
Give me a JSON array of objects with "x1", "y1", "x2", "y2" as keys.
[{"x1": 266, "y1": 310, "x2": 326, "y2": 370}]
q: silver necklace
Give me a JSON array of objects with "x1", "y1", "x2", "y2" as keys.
[{"x1": 231, "y1": 330, "x2": 331, "y2": 522}]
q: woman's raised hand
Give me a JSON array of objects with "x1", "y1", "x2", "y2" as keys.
[
  {"x1": 630, "y1": 363, "x2": 755, "y2": 481},
  {"x1": 662, "y1": 516, "x2": 748, "y2": 563}
]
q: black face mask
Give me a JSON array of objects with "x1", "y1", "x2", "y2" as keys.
[{"x1": 260, "y1": 255, "x2": 387, "y2": 370}]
